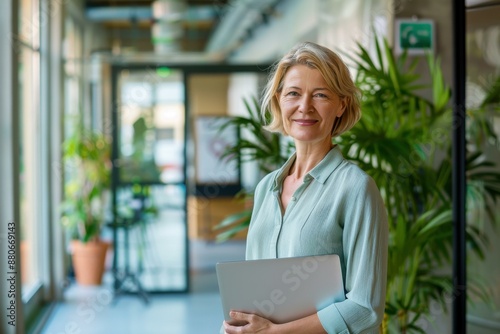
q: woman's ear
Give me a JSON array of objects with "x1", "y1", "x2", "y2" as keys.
[{"x1": 337, "y1": 97, "x2": 347, "y2": 117}]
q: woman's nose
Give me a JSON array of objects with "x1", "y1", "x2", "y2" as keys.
[{"x1": 299, "y1": 96, "x2": 313, "y2": 113}]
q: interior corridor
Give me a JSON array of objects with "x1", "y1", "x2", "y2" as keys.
[{"x1": 40, "y1": 240, "x2": 246, "y2": 334}]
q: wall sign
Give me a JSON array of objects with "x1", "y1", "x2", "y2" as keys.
[{"x1": 395, "y1": 19, "x2": 435, "y2": 55}]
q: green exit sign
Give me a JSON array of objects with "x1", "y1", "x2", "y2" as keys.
[{"x1": 395, "y1": 19, "x2": 435, "y2": 55}]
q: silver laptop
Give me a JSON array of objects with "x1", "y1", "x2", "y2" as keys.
[{"x1": 216, "y1": 254, "x2": 345, "y2": 324}]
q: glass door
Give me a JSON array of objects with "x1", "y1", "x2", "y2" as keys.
[{"x1": 112, "y1": 67, "x2": 188, "y2": 292}]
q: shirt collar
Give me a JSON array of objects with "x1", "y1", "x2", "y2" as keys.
[{"x1": 271, "y1": 146, "x2": 345, "y2": 191}]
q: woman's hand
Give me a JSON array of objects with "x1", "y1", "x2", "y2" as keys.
[{"x1": 223, "y1": 311, "x2": 276, "y2": 334}]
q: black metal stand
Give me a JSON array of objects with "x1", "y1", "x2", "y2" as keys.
[{"x1": 108, "y1": 218, "x2": 149, "y2": 304}]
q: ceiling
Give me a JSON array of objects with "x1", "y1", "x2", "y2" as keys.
[{"x1": 84, "y1": 0, "x2": 231, "y2": 53}]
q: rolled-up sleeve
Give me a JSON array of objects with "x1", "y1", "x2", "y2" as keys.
[{"x1": 318, "y1": 176, "x2": 388, "y2": 334}]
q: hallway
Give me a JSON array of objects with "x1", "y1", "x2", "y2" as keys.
[{"x1": 40, "y1": 241, "x2": 246, "y2": 334}]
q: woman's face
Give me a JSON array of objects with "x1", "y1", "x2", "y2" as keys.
[{"x1": 277, "y1": 64, "x2": 345, "y2": 147}]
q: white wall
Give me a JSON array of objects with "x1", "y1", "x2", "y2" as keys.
[
  {"x1": 395, "y1": 0, "x2": 454, "y2": 89},
  {"x1": 229, "y1": 0, "x2": 391, "y2": 63},
  {"x1": 229, "y1": 0, "x2": 319, "y2": 62}
]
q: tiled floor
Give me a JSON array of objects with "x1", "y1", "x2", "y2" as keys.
[
  {"x1": 39, "y1": 239, "x2": 500, "y2": 334},
  {"x1": 40, "y1": 240, "x2": 246, "y2": 334}
]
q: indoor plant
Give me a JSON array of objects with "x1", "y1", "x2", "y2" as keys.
[
  {"x1": 342, "y1": 37, "x2": 499, "y2": 333},
  {"x1": 60, "y1": 124, "x2": 112, "y2": 285},
  {"x1": 214, "y1": 97, "x2": 292, "y2": 241}
]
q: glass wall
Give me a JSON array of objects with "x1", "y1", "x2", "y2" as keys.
[{"x1": 466, "y1": 3, "x2": 500, "y2": 333}]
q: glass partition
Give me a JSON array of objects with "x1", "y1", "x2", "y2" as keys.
[
  {"x1": 110, "y1": 64, "x2": 270, "y2": 292},
  {"x1": 113, "y1": 68, "x2": 188, "y2": 292},
  {"x1": 466, "y1": 4, "x2": 500, "y2": 333}
]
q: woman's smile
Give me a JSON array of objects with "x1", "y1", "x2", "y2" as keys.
[{"x1": 293, "y1": 118, "x2": 318, "y2": 126}]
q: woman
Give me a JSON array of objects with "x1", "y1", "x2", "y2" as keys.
[{"x1": 223, "y1": 42, "x2": 388, "y2": 334}]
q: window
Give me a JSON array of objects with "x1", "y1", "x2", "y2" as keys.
[{"x1": 18, "y1": 0, "x2": 42, "y2": 300}]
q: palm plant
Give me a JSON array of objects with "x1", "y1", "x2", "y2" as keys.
[
  {"x1": 341, "y1": 37, "x2": 500, "y2": 333},
  {"x1": 214, "y1": 97, "x2": 293, "y2": 241},
  {"x1": 215, "y1": 37, "x2": 500, "y2": 332},
  {"x1": 218, "y1": 97, "x2": 292, "y2": 175}
]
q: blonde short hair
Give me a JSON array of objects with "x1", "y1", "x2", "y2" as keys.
[{"x1": 261, "y1": 42, "x2": 361, "y2": 137}]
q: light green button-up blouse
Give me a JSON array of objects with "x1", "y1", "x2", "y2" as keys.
[{"x1": 246, "y1": 146, "x2": 388, "y2": 334}]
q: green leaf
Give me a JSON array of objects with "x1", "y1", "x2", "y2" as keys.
[
  {"x1": 216, "y1": 223, "x2": 250, "y2": 243},
  {"x1": 213, "y1": 210, "x2": 252, "y2": 230}
]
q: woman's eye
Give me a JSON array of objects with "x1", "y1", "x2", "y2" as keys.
[
  {"x1": 315, "y1": 93, "x2": 327, "y2": 98},
  {"x1": 286, "y1": 91, "x2": 299, "y2": 96}
]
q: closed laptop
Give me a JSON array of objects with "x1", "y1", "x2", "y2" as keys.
[{"x1": 216, "y1": 254, "x2": 345, "y2": 324}]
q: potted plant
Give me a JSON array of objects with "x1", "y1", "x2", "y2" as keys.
[{"x1": 60, "y1": 125, "x2": 112, "y2": 286}]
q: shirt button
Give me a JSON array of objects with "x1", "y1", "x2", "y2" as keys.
[{"x1": 291, "y1": 196, "x2": 296, "y2": 201}]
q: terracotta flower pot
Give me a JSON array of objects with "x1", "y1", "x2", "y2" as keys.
[
  {"x1": 20, "y1": 240, "x2": 30, "y2": 285},
  {"x1": 71, "y1": 240, "x2": 110, "y2": 286}
]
